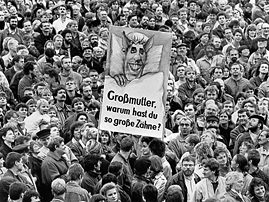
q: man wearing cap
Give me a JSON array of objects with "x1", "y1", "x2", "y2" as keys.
[
  {"x1": 131, "y1": 158, "x2": 152, "y2": 202},
  {"x1": 250, "y1": 36, "x2": 269, "y2": 62},
  {"x1": 233, "y1": 114, "x2": 264, "y2": 156},
  {"x1": 36, "y1": 128, "x2": 51, "y2": 160},
  {"x1": 193, "y1": 32, "x2": 209, "y2": 60}
]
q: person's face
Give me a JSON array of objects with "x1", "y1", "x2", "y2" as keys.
[
  {"x1": 99, "y1": 132, "x2": 109, "y2": 144},
  {"x1": 205, "y1": 105, "x2": 218, "y2": 116},
  {"x1": 123, "y1": 8, "x2": 130, "y2": 17},
  {"x1": 141, "y1": 16, "x2": 149, "y2": 26},
  {"x1": 201, "y1": 34, "x2": 209, "y2": 44},
  {"x1": 178, "y1": 46, "x2": 187, "y2": 56},
  {"x1": 223, "y1": 103, "x2": 234, "y2": 115},
  {"x1": 234, "y1": 32, "x2": 242, "y2": 42},
  {"x1": 195, "y1": 22, "x2": 203, "y2": 32},
  {"x1": 182, "y1": 160, "x2": 195, "y2": 176},
  {"x1": 260, "y1": 100, "x2": 269, "y2": 108},
  {"x1": 77, "y1": 115, "x2": 87, "y2": 123},
  {"x1": 18, "y1": 107, "x2": 28, "y2": 118},
  {"x1": 194, "y1": 92, "x2": 204, "y2": 104},
  {"x1": 238, "y1": 143, "x2": 248, "y2": 156},
  {"x1": 15, "y1": 158, "x2": 24, "y2": 172},
  {"x1": 59, "y1": 6, "x2": 66, "y2": 15},
  {"x1": 106, "y1": 188, "x2": 118, "y2": 202},
  {"x1": 230, "y1": 64, "x2": 241, "y2": 77},
  {"x1": 248, "y1": 28, "x2": 256, "y2": 37},
  {"x1": 9, "y1": 18, "x2": 18, "y2": 29},
  {"x1": 248, "y1": 118, "x2": 259, "y2": 130},
  {"x1": 119, "y1": 15, "x2": 127, "y2": 26},
  {"x1": 206, "y1": 91, "x2": 217, "y2": 100},
  {"x1": 56, "y1": 142, "x2": 66, "y2": 155},
  {"x1": 260, "y1": 63, "x2": 269, "y2": 74},
  {"x1": 56, "y1": 89, "x2": 66, "y2": 101},
  {"x1": 28, "y1": 104, "x2": 36, "y2": 114},
  {"x1": 39, "y1": 103, "x2": 49, "y2": 114},
  {"x1": 254, "y1": 185, "x2": 266, "y2": 198},
  {"x1": 50, "y1": 126, "x2": 60, "y2": 137},
  {"x1": 201, "y1": 132, "x2": 214, "y2": 144},
  {"x1": 70, "y1": 23, "x2": 78, "y2": 33},
  {"x1": 232, "y1": 175, "x2": 244, "y2": 192},
  {"x1": 73, "y1": 101, "x2": 84, "y2": 112},
  {"x1": 54, "y1": 37, "x2": 63, "y2": 47},
  {"x1": 213, "y1": 68, "x2": 223, "y2": 79},
  {"x1": 73, "y1": 127, "x2": 81, "y2": 140},
  {"x1": 223, "y1": 68, "x2": 230, "y2": 77},
  {"x1": 129, "y1": 16, "x2": 138, "y2": 28},
  {"x1": 62, "y1": 58, "x2": 72, "y2": 71},
  {"x1": 224, "y1": 29, "x2": 233, "y2": 39},
  {"x1": 111, "y1": 1, "x2": 119, "y2": 10},
  {"x1": 3, "y1": 130, "x2": 15, "y2": 143},
  {"x1": 156, "y1": 7, "x2": 163, "y2": 16},
  {"x1": 180, "y1": 120, "x2": 192, "y2": 136},
  {"x1": 186, "y1": 71, "x2": 196, "y2": 82},
  {"x1": 48, "y1": 110, "x2": 57, "y2": 118},
  {"x1": 41, "y1": 91, "x2": 51, "y2": 101},
  {"x1": 65, "y1": 80, "x2": 76, "y2": 91},
  {"x1": 218, "y1": 15, "x2": 226, "y2": 25},
  {"x1": 23, "y1": 21, "x2": 32, "y2": 32},
  {"x1": 216, "y1": 152, "x2": 227, "y2": 165},
  {"x1": 184, "y1": 105, "x2": 195, "y2": 117},
  {"x1": 179, "y1": 11, "x2": 187, "y2": 21},
  {"x1": 189, "y1": 2, "x2": 196, "y2": 10},
  {"x1": 89, "y1": 72, "x2": 98, "y2": 83},
  {"x1": 258, "y1": 40, "x2": 268, "y2": 49},
  {"x1": 213, "y1": 38, "x2": 221, "y2": 49},
  {"x1": 0, "y1": 96, "x2": 7, "y2": 106},
  {"x1": 258, "y1": 131, "x2": 269, "y2": 145},
  {"x1": 167, "y1": 86, "x2": 173, "y2": 99},
  {"x1": 0, "y1": 11, "x2": 4, "y2": 21},
  {"x1": 99, "y1": 11, "x2": 107, "y2": 21},
  {"x1": 220, "y1": 112, "x2": 229, "y2": 124},
  {"x1": 41, "y1": 22, "x2": 50, "y2": 33},
  {"x1": 65, "y1": 33, "x2": 73, "y2": 44},
  {"x1": 141, "y1": 141, "x2": 150, "y2": 156},
  {"x1": 203, "y1": 166, "x2": 214, "y2": 178},
  {"x1": 83, "y1": 85, "x2": 92, "y2": 99}
]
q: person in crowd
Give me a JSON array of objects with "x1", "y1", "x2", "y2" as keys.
[
  {"x1": 249, "y1": 177, "x2": 269, "y2": 202},
  {"x1": 9, "y1": 182, "x2": 28, "y2": 202}
]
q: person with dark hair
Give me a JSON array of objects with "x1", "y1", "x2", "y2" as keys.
[
  {"x1": 139, "y1": 136, "x2": 153, "y2": 158},
  {"x1": 111, "y1": 136, "x2": 134, "y2": 195},
  {"x1": 165, "y1": 155, "x2": 200, "y2": 202},
  {"x1": 22, "y1": 190, "x2": 40, "y2": 202},
  {"x1": 43, "y1": 68, "x2": 60, "y2": 92},
  {"x1": 34, "y1": 21, "x2": 54, "y2": 55},
  {"x1": 9, "y1": 182, "x2": 27, "y2": 202},
  {"x1": 0, "y1": 152, "x2": 33, "y2": 202},
  {"x1": 149, "y1": 138, "x2": 172, "y2": 181},
  {"x1": 231, "y1": 154, "x2": 253, "y2": 195},
  {"x1": 165, "y1": 185, "x2": 184, "y2": 202},
  {"x1": 4, "y1": 54, "x2": 24, "y2": 84},
  {"x1": 142, "y1": 184, "x2": 158, "y2": 202},
  {"x1": 249, "y1": 177, "x2": 269, "y2": 202},
  {"x1": 131, "y1": 158, "x2": 152, "y2": 202},
  {"x1": 52, "y1": 4, "x2": 72, "y2": 34},
  {"x1": 81, "y1": 154, "x2": 102, "y2": 195},
  {"x1": 61, "y1": 29, "x2": 80, "y2": 59},
  {"x1": 233, "y1": 114, "x2": 264, "y2": 156},
  {"x1": 214, "y1": 147, "x2": 231, "y2": 177},
  {"x1": 250, "y1": 59, "x2": 269, "y2": 89},
  {"x1": 66, "y1": 163, "x2": 90, "y2": 202},
  {"x1": 41, "y1": 136, "x2": 69, "y2": 202},
  {"x1": 193, "y1": 158, "x2": 226, "y2": 201},
  {"x1": 17, "y1": 61, "x2": 36, "y2": 100},
  {"x1": 247, "y1": 149, "x2": 269, "y2": 185}
]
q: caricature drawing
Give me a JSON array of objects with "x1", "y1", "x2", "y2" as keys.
[{"x1": 110, "y1": 31, "x2": 159, "y2": 86}]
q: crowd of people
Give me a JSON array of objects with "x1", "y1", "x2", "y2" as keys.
[{"x1": 1, "y1": 0, "x2": 269, "y2": 202}]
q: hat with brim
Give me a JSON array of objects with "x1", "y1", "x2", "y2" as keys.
[
  {"x1": 177, "y1": 43, "x2": 188, "y2": 48},
  {"x1": 249, "y1": 114, "x2": 264, "y2": 124},
  {"x1": 257, "y1": 37, "x2": 268, "y2": 42},
  {"x1": 36, "y1": 129, "x2": 50, "y2": 140},
  {"x1": 206, "y1": 115, "x2": 220, "y2": 123}
]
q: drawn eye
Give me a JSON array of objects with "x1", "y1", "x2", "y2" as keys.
[
  {"x1": 131, "y1": 47, "x2": 137, "y2": 53},
  {"x1": 139, "y1": 48, "x2": 145, "y2": 55}
]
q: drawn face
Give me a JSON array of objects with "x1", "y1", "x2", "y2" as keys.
[{"x1": 124, "y1": 43, "x2": 146, "y2": 80}]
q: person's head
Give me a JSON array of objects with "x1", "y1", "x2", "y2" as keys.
[
  {"x1": 40, "y1": 21, "x2": 51, "y2": 34},
  {"x1": 166, "y1": 185, "x2": 184, "y2": 202},
  {"x1": 205, "y1": 85, "x2": 219, "y2": 100},
  {"x1": 231, "y1": 154, "x2": 249, "y2": 172},
  {"x1": 225, "y1": 171, "x2": 244, "y2": 192},
  {"x1": 203, "y1": 158, "x2": 220, "y2": 178},
  {"x1": 100, "y1": 182, "x2": 119, "y2": 202},
  {"x1": 140, "y1": 136, "x2": 153, "y2": 156},
  {"x1": 239, "y1": 141, "x2": 253, "y2": 157},
  {"x1": 185, "y1": 134, "x2": 200, "y2": 152},
  {"x1": 83, "y1": 154, "x2": 102, "y2": 173},
  {"x1": 134, "y1": 158, "x2": 151, "y2": 176},
  {"x1": 258, "y1": 130, "x2": 269, "y2": 146},
  {"x1": 214, "y1": 147, "x2": 229, "y2": 166},
  {"x1": 242, "y1": 100, "x2": 257, "y2": 116},
  {"x1": 192, "y1": 88, "x2": 204, "y2": 105},
  {"x1": 249, "y1": 177, "x2": 267, "y2": 198},
  {"x1": 148, "y1": 138, "x2": 165, "y2": 157},
  {"x1": 51, "y1": 178, "x2": 66, "y2": 197},
  {"x1": 120, "y1": 136, "x2": 133, "y2": 154},
  {"x1": 22, "y1": 190, "x2": 40, "y2": 202},
  {"x1": 248, "y1": 114, "x2": 264, "y2": 132},
  {"x1": 247, "y1": 149, "x2": 260, "y2": 167},
  {"x1": 80, "y1": 83, "x2": 92, "y2": 100},
  {"x1": 148, "y1": 155, "x2": 163, "y2": 178},
  {"x1": 143, "y1": 184, "x2": 158, "y2": 202},
  {"x1": 1, "y1": 127, "x2": 15, "y2": 144},
  {"x1": 53, "y1": 85, "x2": 66, "y2": 102},
  {"x1": 5, "y1": 152, "x2": 23, "y2": 171},
  {"x1": 36, "y1": 99, "x2": 49, "y2": 115},
  {"x1": 194, "y1": 142, "x2": 214, "y2": 163},
  {"x1": 108, "y1": 161, "x2": 123, "y2": 177},
  {"x1": 223, "y1": 100, "x2": 234, "y2": 115},
  {"x1": 68, "y1": 163, "x2": 84, "y2": 182},
  {"x1": 128, "y1": 14, "x2": 138, "y2": 28},
  {"x1": 23, "y1": 61, "x2": 35, "y2": 75},
  {"x1": 47, "y1": 136, "x2": 65, "y2": 155},
  {"x1": 204, "y1": 103, "x2": 219, "y2": 116},
  {"x1": 181, "y1": 155, "x2": 195, "y2": 176},
  {"x1": 9, "y1": 182, "x2": 27, "y2": 201},
  {"x1": 201, "y1": 129, "x2": 216, "y2": 145},
  {"x1": 178, "y1": 116, "x2": 193, "y2": 136}
]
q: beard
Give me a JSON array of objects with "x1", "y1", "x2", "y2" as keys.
[
  {"x1": 183, "y1": 169, "x2": 194, "y2": 176},
  {"x1": 249, "y1": 125, "x2": 259, "y2": 132}
]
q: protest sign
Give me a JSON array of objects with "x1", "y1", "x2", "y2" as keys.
[{"x1": 99, "y1": 25, "x2": 172, "y2": 138}]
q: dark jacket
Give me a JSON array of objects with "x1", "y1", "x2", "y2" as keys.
[
  {"x1": 34, "y1": 32, "x2": 54, "y2": 55},
  {"x1": 178, "y1": 81, "x2": 202, "y2": 106},
  {"x1": 81, "y1": 171, "x2": 101, "y2": 195},
  {"x1": 131, "y1": 175, "x2": 152, "y2": 202},
  {"x1": 0, "y1": 142, "x2": 12, "y2": 160},
  {"x1": 164, "y1": 171, "x2": 201, "y2": 202},
  {"x1": 61, "y1": 43, "x2": 81, "y2": 59}
]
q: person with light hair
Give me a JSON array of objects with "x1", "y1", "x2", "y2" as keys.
[
  {"x1": 221, "y1": 171, "x2": 250, "y2": 201},
  {"x1": 100, "y1": 182, "x2": 120, "y2": 202},
  {"x1": 24, "y1": 98, "x2": 51, "y2": 137},
  {"x1": 2, "y1": 38, "x2": 19, "y2": 68}
]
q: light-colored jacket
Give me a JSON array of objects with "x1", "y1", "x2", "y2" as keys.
[{"x1": 192, "y1": 177, "x2": 226, "y2": 202}]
